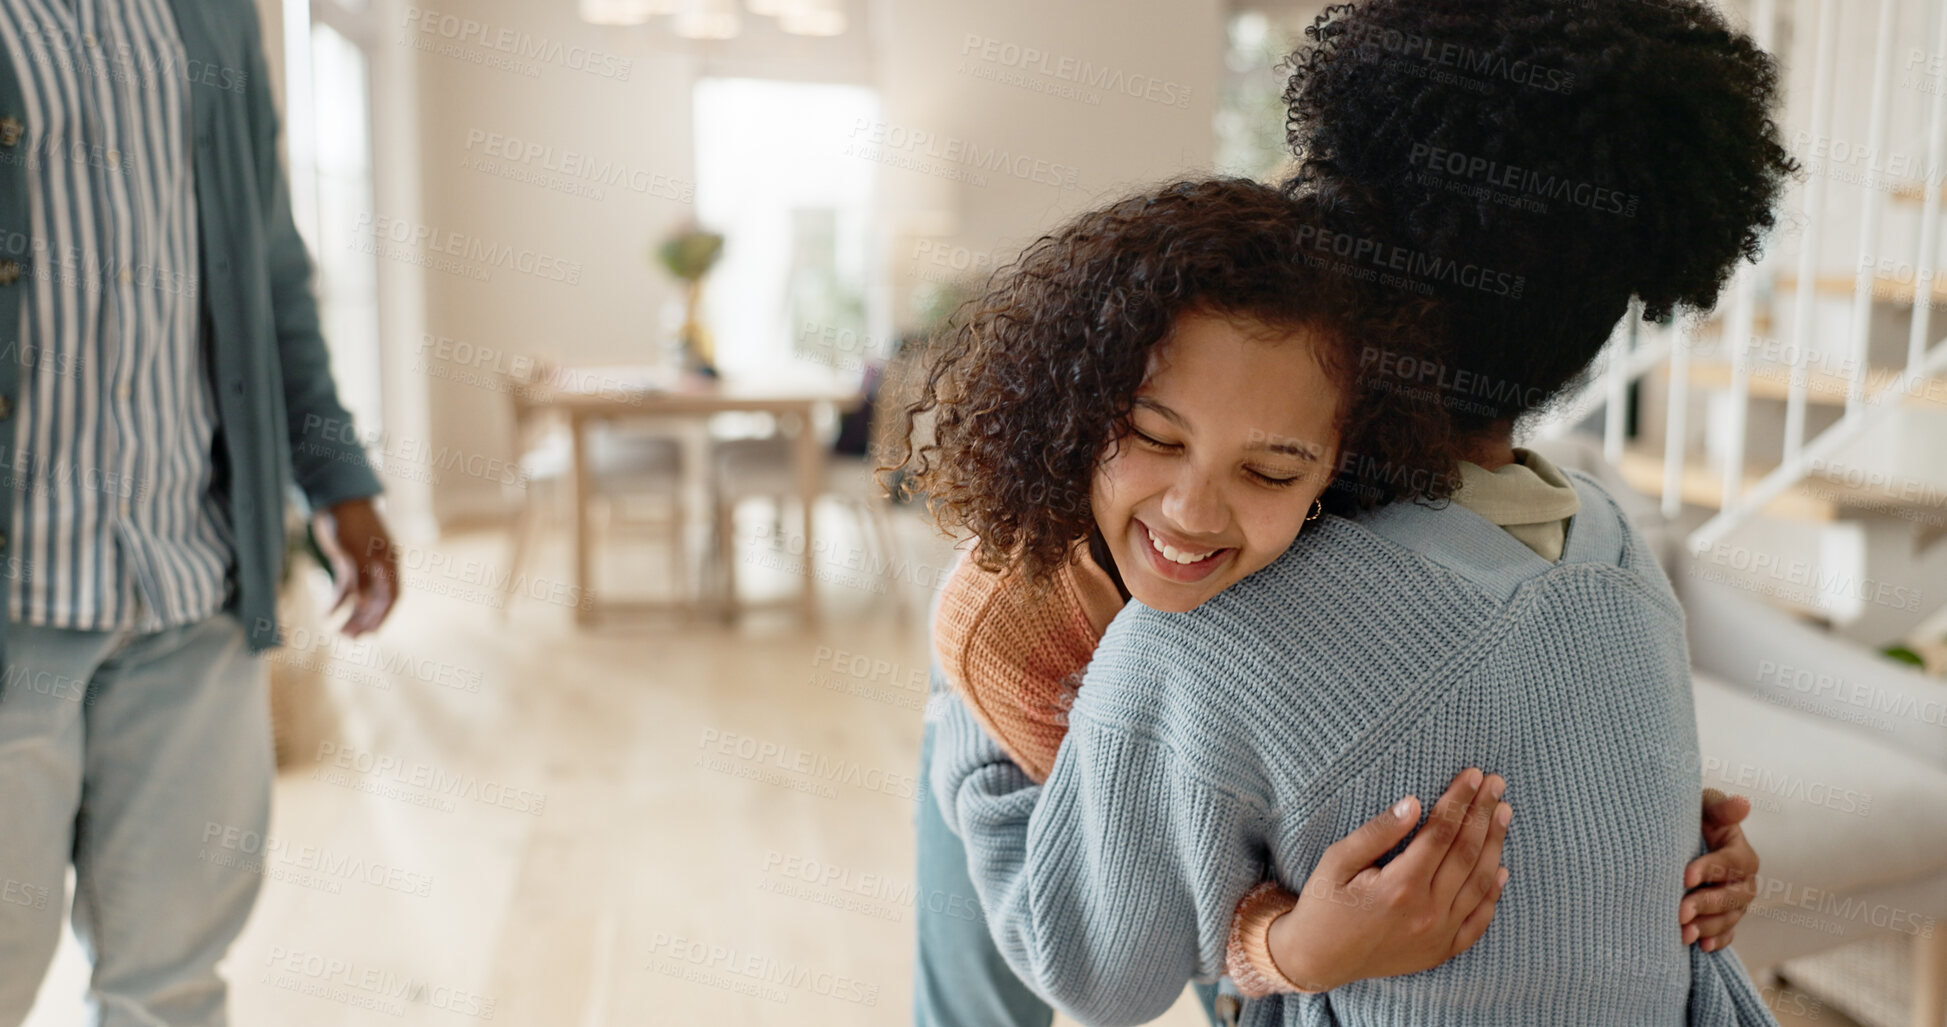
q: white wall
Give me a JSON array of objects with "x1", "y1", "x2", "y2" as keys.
[
  {"x1": 872, "y1": 0, "x2": 1224, "y2": 330},
  {"x1": 402, "y1": 0, "x2": 1229, "y2": 526},
  {"x1": 401, "y1": 0, "x2": 702, "y2": 524}
]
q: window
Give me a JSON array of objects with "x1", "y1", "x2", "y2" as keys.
[
  {"x1": 692, "y1": 78, "x2": 880, "y2": 377},
  {"x1": 282, "y1": 0, "x2": 384, "y2": 436},
  {"x1": 1216, "y1": 9, "x2": 1309, "y2": 182}
]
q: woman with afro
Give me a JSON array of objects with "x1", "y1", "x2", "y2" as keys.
[{"x1": 906, "y1": 0, "x2": 1797, "y2": 1024}]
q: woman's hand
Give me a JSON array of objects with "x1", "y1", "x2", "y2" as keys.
[
  {"x1": 1682, "y1": 789, "x2": 1759, "y2": 951},
  {"x1": 1267, "y1": 768, "x2": 1512, "y2": 992}
]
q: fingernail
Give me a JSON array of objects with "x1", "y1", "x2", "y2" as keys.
[
  {"x1": 1495, "y1": 803, "x2": 1512, "y2": 827},
  {"x1": 1393, "y1": 798, "x2": 1414, "y2": 820},
  {"x1": 1496, "y1": 866, "x2": 1509, "y2": 886}
]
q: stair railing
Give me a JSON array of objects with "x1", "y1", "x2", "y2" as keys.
[{"x1": 1526, "y1": 0, "x2": 1947, "y2": 558}]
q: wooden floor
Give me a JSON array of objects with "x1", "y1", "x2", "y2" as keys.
[
  {"x1": 19, "y1": 507, "x2": 1214, "y2": 1027},
  {"x1": 16, "y1": 504, "x2": 1846, "y2": 1027}
]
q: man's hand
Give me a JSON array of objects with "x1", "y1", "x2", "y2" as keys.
[
  {"x1": 311, "y1": 497, "x2": 398, "y2": 636},
  {"x1": 1682, "y1": 789, "x2": 1759, "y2": 952},
  {"x1": 1267, "y1": 768, "x2": 1512, "y2": 992}
]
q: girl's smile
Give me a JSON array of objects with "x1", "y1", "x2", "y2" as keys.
[{"x1": 1132, "y1": 518, "x2": 1234, "y2": 583}]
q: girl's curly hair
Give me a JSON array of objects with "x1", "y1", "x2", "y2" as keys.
[
  {"x1": 1282, "y1": 0, "x2": 1798, "y2": 430},
  {"x1": 884, "y1": 178, "x2": 1463, "y2": 584}
]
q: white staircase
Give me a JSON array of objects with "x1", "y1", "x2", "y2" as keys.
[{"x1": 1527, "y1": 0, "x2": 1947, "y2": 652}]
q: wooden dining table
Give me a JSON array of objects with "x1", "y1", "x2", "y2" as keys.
[{"x1": 540, "y1": 366, "x2": 863, "y2": 623}]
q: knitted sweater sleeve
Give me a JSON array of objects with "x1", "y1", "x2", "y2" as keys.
[
  {"x1": 929, "y1": 681, "x2": 1269, "y2": 1025},
  {"x1": 932, "y1": 552, "x2": 1308, "y2": 995},
  {"x1": 931, "y1": 551, "x2": 1113, "y2": 783}
]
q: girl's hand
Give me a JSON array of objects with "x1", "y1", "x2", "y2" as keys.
[
  {"x1": 1681, "y1": 789, "x2": 1759, "y2": 952},
  {"x1": 1266, "y1": 768, "x2": 1512, "y2": 992}
]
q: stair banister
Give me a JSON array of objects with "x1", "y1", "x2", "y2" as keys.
[
  {"x1": 1846, "y1": 0, "x2": 1900, "y2": 414},
  {"x1": 1784, "y1": 0, "x2": 1842, "y2": 460},
  {"x1": 1908, "y1": 0, "x2": 1947, "y2": 373},
  {"x1": 1688, "y1": 338, "x2": 1947, "y2": 555}
]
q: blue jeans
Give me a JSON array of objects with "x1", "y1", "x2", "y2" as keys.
[
  {"x1": 0, "y1": 613, "x2": 269, "y2": 1027},
  {"x1": 914, "y1": 718, "x2": 1227, "y2": 1026}
]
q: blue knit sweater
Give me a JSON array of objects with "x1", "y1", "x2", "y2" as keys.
[{"x1": 931, "y1": 473, "x2": 1780, "y2": 1027}]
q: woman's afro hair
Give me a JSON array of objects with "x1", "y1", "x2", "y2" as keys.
[{"x1": 1282, "y1": 0, "x2": 1799, "y2": 428}]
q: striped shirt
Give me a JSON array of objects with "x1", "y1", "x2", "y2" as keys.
[{"x1": 0, "y1": 0, "x2": 231, "y2": 631}]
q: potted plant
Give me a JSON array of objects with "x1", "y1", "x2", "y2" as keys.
[{"x1": 656, "y1": 226, "x2": 726, "y2": 377}]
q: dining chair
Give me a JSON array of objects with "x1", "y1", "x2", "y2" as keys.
[
  {"x1": 500, "y1": 360, "x2": 689, "y2": 612},
  {"x1": 707, "y1": 361, "x2": 910, "y2": 620}
]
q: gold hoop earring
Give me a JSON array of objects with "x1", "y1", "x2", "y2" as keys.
[{"x1": 1305, "y1": 499, "x2": 1323, "y2": 523}]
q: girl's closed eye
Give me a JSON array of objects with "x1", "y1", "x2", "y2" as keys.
[
  {"x1": 1248, "y1": 468, "x2": 1304, "y2": 489},
  {"x1": 1128, "y1": 419, "x2": 1311, "y2": 489}
]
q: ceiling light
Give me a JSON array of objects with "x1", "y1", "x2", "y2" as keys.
[
  {"x1": 579, "y1": 0, "x2": 666, "y2": 25},
  {"x1": 778, "y1": 0, "x2": 843, "y2": 36},
  {"x1": 674, "y1": 0, "x2": 740, "y2": 38}
]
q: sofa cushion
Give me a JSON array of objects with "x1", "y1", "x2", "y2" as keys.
[{"x1": 1694, "y1": 670, "x2": 1947, "y2": 902}]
